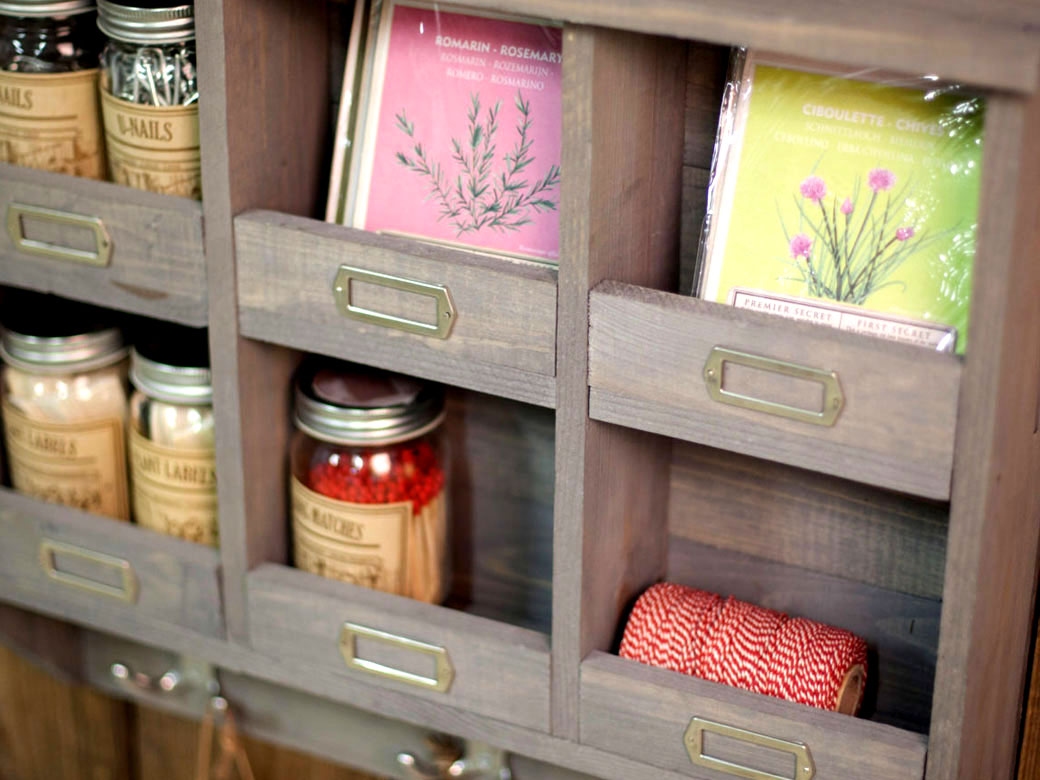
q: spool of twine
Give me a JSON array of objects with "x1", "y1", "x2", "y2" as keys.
[{"x1": 619, "y1": 583, "x2": 867, "y2": 715}]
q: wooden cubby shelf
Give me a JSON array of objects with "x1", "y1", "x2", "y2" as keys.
[
  {"x1": 234, "y1": 211, "x2": 558, "y2": 409},
  {"x1": 0, "y1": 488, "x2": 224, "y2": 641},
  {"x1": 588, "y1": 281, "x2": 961, "y2": 500},
  {"x1": 0, "y1": 164, "x2": 207, "y2": 326},
  {"x1": 0, "y1": 1, "x2": 1038, "y2": 779}
]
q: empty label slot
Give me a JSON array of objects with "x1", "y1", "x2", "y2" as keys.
[
  {"x1": 722, "y1": 362, "x2": 826, "y2": 415},
  {"x1": 701, "y1": 729, "x2": 798, "y2": 780},
  {"x1": 349, "y1": 278, "x2": 439, "y2": 328}
]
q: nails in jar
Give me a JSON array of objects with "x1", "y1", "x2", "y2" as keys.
[{"x1": 290, "y1": 360, "x2": 450, "y2": 604}]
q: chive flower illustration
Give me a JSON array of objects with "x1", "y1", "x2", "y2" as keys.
[
  {"x1": 394, "y1": 91, "x2": 561, "y2": 236},
  {"x1": 779, "y1": 166, "x2": 936, "y2": 305}
]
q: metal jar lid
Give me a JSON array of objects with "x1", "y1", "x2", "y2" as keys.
[
  {"x1": 0, "y1": 326, "x2": 127, "y2": 374},
  {"x1": 130, "y1": 347, "x2": 212, "y2": 405},
  {"x1": 0, "y1": 0, "x2": 94, "y2": 17},
  {"x1": 294, "y1": 363, "x2": 445, "y2": 447},
  {"x1": 96, "y1": 0, "x2": 193, "y2": 43}
]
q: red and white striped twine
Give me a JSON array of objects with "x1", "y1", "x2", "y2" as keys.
[{"x1": 619, "y1": 583, "x2": 868, "y2": 714}]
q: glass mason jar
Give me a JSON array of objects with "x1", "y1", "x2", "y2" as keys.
[
  {"x1": 290, "y1": 362, "x2": 449, "y2": 604},
  {"x1": 0, "y1": 0, "x2": 105, "y2": 177},
  {"x1": 128, "y1": 340, "x2": 216, "y2": 546},
  {"x1": 0, "y1": 322, "x2": 130, "y2": 520},
  {"x1": 96, "y1": 0, "x2": 199, "y2": 198}
]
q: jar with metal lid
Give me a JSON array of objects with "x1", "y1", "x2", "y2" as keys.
[
  {"x1": 0, "y1": 0, "x2": 105, "y2": 176},
  {"x1": 128, "y1": 333, "x2": 216, "y2": 546},
  {"x1": 96, "y1": 0, "x2": 199, "y2": 198},
  {"x1": 0, "y1": 314, "x2": 129, "y2": 520},
  {"x1": 290, "y1": 361, "x2": 449, "y2": 604}
]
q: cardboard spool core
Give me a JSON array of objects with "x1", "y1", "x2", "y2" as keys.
[{"x1": 835, "y1": 664, "x2": 866, "y2": 715}]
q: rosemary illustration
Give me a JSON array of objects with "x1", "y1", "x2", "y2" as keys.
[
  {"x1": 780, "y1": 166, "x2": 942, "y2": 305},
  {"x1": 395, "y1": 91, "x2": 561, "y2": 235}
]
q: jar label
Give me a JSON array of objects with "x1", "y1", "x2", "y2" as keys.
[
  {"x1": 0, "y1": 69, "x2": 104, "y2": 178},
  {"x1": 99, "y1": 90, "x2": 200, "y2": 199},
  {"x1": 1, "y1": 399, "x2": 129, "y2": 521},
  {"x1": 291, "y1": 476, "x2": 412, "y2": 595},
  {"x1": 128, "y1": 427, "x2": 218, "y2": 546}
]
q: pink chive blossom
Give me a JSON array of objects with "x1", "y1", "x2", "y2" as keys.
[
  {"x1": 800, "y1": 176, "x2": 827, "y2": 202},
  {"x1": 868, "y1": 168, "x2": 896, "y2": 192},
  {"x1": 840, "y1": 198, "x2": 854, "y2": 215},
  {"x1": 896, "y1": 226, "x2": 915, "y2": 241},
  {"x1": 789, "y1": 233, "x2": 813, "y2": 259}
]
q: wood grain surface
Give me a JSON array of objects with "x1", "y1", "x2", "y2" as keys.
[
  {"x1": 669, "y1": 443, "x2": 949, "y2": 599},
  {"x1": 235, "y1": 211, "x2": 558, "y2": 408},
  {"x1": 0, "y1": 643, "x2": 131, "y2": 780},
  {"x1": 0, "y1": 488, "x2": 224, "y2": 639},
  {"x1": 926, "y1": 90, "x2": 1040, "y2": 780},
  {"x1": 580, "y1": 651, "x2": 928, "y2": 780},
  {"x1": 0, "y1": 163, "x2": 206, "y2": 326},
  {"x1": 552, "y1": 24, "x2": 686, "y2": 739},
  {"x1": 589, "y1": 281, "x2": 961, "y2": 499}
]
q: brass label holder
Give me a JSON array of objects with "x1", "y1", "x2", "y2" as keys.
[
  {"x1": 7, "y1": 203, "x2": 113, "y2": 267},
  {"x1": 684, "y1": 717, "x2": 815, "y2": 780},
  {"x1": 703, "y1": 346, "x2": 843, "y2": 427},
  {"x1": 39, "y1": 538, "x2": 138, "y2": 603},
  {"x1": 333, "y1": 265, "x2": 455, "y2": 339},
  {"x1": 339, "y1": 622, "x2": 455, "y2": 693}
]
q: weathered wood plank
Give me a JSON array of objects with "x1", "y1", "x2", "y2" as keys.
[
  {"x1": 235, "y1": 211, "x2": 558, "y2": 408},
  {"x1": 581, "y1": 651, "x2": 928, "y2": 780},
  {"x1": 196, "y1": 0, "x2": 331, "y2": 643},
  {"x1": 0, "y1": 488, "x2": 224, "y2": 639},
  {"x1": 669, "y1": 443, "x2": 949, "y2": 599},
  {"x1": 667, "y1": 537, "x2": 940, "y2": 732},
  {"x1": 589, "y1": 282, "x2": 961, "y2": 499},
  {"x1": 424, "y1": 0, "x2": 1039, "y2": 92},
  {"x1": 927, "y1": 91, "x2": 1040, "y2": 780},
  {"x1": 443, "y1": 392, "x2": 553, "y2": 634},
  {"x1": 553, "y1": 25, "x2": 686, "y2": 739},
  {"x1": 0, "y1": 643, "x2": 131, "y2": 780},
  {"x1": 247, "y1": 563, "x2": 551, "y2": 733},
  {"x1": 0, "y1": 163, "x2": 206, "y2": 325}
]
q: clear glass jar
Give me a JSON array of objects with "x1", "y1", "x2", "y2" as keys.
[
  {"x1": 0, "y1": 1, "x2": 105, "y2": 176},
  {"x1": 128, "y1": 335, "x2": 217, "y2": 546},
  {"x1": 0, "y1": 320, "x2": 130, "y2": 520},
  {"x1": 290, "y1": 362, "x2": 449, "y2": 604},
  {"x1": 96, "y1": 0, "x2": 199, "y2": 197}
]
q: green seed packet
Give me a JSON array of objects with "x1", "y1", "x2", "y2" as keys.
[{"x1": 697, "y1": 51, "x2": 985, "y2": 354}]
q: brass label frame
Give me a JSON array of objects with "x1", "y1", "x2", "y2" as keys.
[
  {"x1": 333, "y1": 265, "x2": 456, "y2": 339},
  {"x1": 703, "y1": 346, "x2": 843, "y2": 427},
  {"x1": 339, "y1": 622, "x2": 454, "y2": 693},
  {"x1": 38, "y1": 538, "x2": 138, "y2": 603},
  {"x1": 7, "y1": 203, "x2": 113, "y2": 266},
  {"x1": 684, "y1": 717, "x2": 815, "y2": 780}
]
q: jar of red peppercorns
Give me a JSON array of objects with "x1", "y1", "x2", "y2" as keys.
[{"x1": 290, "y1": 361, "x2": 448, "y2": 604}]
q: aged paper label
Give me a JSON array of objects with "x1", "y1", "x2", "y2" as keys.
[
  {"x1": 128, "y1": 427, "x2": 218, "y2": 546},
  {"x1": 0, "y1": 69, "x2": 104, "y2": 178},
  {"x1": 100, "y1": 90, "x2": 200, "y2": 198},
  {"x1": 291, "y1": 476, "x2": 410, "y2": 594},
  {"x1": 2, "y1": 399, "x2": 129, "y2": 521}
]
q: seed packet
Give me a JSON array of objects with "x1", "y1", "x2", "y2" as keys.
[
  {"x1": 696, "y1": 50, "x2": 985, "y2": 354},
  {"x1": 328, "y1": 0, "x2": 563, "y2": 266}
]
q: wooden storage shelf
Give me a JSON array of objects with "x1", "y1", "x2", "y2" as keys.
[
  {"x1": 247, "y1": 563, "x2": 551, "y2": 733},
  {"x1": 234, "y1": 211, "x2": 558, "y2": 408},
  {"x1": 580, "y1": 651, "x2": 927, "y2": 780},
  {"x1": 0, "y1": 164, "x2": 207, "y2": 326},
  {"x1": 0, "y1": 0, "x2": 1036, "y2": 777},
  {"x1": 588, "y1": 281, "x2": 961, "y2": 500},
  {"x1": 0, "y1": 489, "x2": 224, "y2": 641}
]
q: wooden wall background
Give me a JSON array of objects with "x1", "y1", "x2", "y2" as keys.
[{"x1": 0, "y1": 645, "x2": 381, "y2": 780}]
